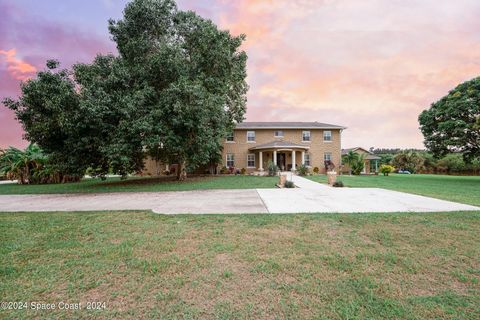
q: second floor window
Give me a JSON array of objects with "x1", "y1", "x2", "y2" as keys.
[
  {"x1": 247, "y1": 131, "x2": 256, "y2": 142},
  {"x1": 323, "y1": 130, "x2": 332, "y2": 141},
  {"x1": 226, "y1": 154, "x2": 235, "y2": 167},
  {"x1": 302, "y1": 131, "x2": 311, "y2": 142},
  {"x1": 226, "y1": 132, "x2": 234, "y2": 142},
  {"x1": 274, "y1": 130, "x2": 284, "y2": 138}
]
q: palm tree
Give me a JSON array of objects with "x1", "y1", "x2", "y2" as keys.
[
  {"x1": 0, "y1": 144, "x2": 47, "y2": 184},
  {"x1": 351, "y1": 153, "x2": 365, "y2": 175},
  {"x1": 342, "y1": 151, "x2": 359, "y2": 175}
]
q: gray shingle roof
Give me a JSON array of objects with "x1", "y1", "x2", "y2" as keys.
[
  {"x1": 235, "y1": 121, "x2": 346, "y2": 129},
  {"x1": 248, "y1": 140, "x2": 310, "y2": 151}
]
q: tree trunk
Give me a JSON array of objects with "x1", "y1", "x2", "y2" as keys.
[
  {"x1": 155, "y1": 159, "x2": 161, "y2": 176},
  {"x1": 177, "y1": 161, "x2": 187, "y2": 181}
]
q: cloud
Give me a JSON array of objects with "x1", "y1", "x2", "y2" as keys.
[
  {"x1": 2, "y1": 0, "x2": 480, "y2": 149},
  {"x1": 0, "y1": 1, "x2": 116, "y2": 149},
  {"x1": 182, "y1": 0, "x2": 480, "y2": 148},
  {"x1": 0, "y1": 48, "x2": 37, "y2": 80}
]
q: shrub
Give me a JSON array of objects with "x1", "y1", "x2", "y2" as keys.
[
  {"x1": 163, "y1": 170, "x2": 170, "y2": 175},
  {"x1": 332, "y1": 181, "x2": 344, "y2": 187},
  {"x1": 380, "y1": 164, "x2": 395, "y2": 176},
  {"x1": 0, "y1": 143, "x2": 81, "y2": 184},
  {"x1": 313, "y1": 166, "x2": 319, "y2": 174},
  {"x1": 267, "y1": 160, "x2": 279, "y2": 176},
  {"x1": 351, "y1": 155, "x2": 365, "y2": 175},
  {"x1": 284, "y1": 180, "x2": 295, "y2": 188},
  {"x1": 220, "y1": 166, "x2": 228, "y2": 174},
  {"x1": 240, "y1": 168, "x2": 246, "y2": 175},
  {"x1": 296, "y1": 164, "x2": 309, "y2": 176},
  {"x1": 392, "y1": 151, "x2": 424, "y2": 173}
]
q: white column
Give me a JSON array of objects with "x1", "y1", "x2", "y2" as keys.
[
  {"x1": 291, "y1": 150, "x2": 296, "y2": 171},
  {"x1": 165, "y1": 164, "x2": 169, "y2": 171},
  {"x1": 259, "y1": 151, "x2": 263, "y2": 171},
  {"x1": 301, "y1": 151, "x2": 305, "y2": 165},
  {"x1": 273, "y1": 150, "x2": 277, "y2": 165}
]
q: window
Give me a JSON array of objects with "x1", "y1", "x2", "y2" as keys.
[
  {"x1": 302, "y1": 131, "x2": 311, "y2": 142},
  {"x1": 226, "y1": 132, "x2": 234, "y2": 142},
  {"x1": 247, "y1": 154, "x2": 255, "y2": 167},
  {"x1": 304, "y1": 153, "x2": 311, "y2": 166},
  {"x1": 274, "y1": 130, "x2": 284, "y2": 138},
  {"x1": 324, "y1": 152, "x2": 332, "y2": 162},
  {"x1": 247, "y1": 131, "x2": 256, "y2": 142},
  {"x1": 323, "y1": 130, "x2": 332, "y2": 141},
  {"x1": 226, "y1": 154, "x2": 235, "y2": 167}
]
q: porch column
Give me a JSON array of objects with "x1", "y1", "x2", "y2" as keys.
[
  {"x1": 165, "y1": 164, "x2": 169, "y2": 171},
  {"x1": 291, "y1": 150, "x2": 296, "y2": 171},
  {"x1": 375, "y1": 160, "x2": 378, "y2": 172},
  {"x1": 273, "y1": 150, "x2": 277, "y2": 165},
  {"x1": 259, "y1": 151, "x2": 263, "y2": 171},
  {"x1": 301, "y1": 151, "x2": 305, "y2": 165}
]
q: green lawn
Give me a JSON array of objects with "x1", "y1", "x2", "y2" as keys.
[
  {"x1": 308, "y1": 174, "x2": 480, "y2": 206},
  {"x1": 1, "y1": 211, "x2": 479, "y2": 319},
  {"x1": 0, "y1": 175, "x2": 278, "y2": 195}
]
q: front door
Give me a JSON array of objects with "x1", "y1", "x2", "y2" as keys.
[{"x1": 276, "y1": 153, "x2": 286, "y2": 171}]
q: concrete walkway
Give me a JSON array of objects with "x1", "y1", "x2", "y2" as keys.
[{"x1": 0, "y1": 176, "x2": 478, "y2": 214}]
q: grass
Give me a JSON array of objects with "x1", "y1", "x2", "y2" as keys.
[
  {"x1": 1, "y1": 211, "x2": 479, "y2": 319},
  {"x1": 0, "y1": 175, "x2": 278, "y2": 195},
  {"x1": 307, "y1": 174, "x2": 480, "y2": 206}
]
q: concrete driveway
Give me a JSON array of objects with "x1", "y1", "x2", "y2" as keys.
[
  {"x1": 257, "y1": 175, "x2": 479, "y2": 213},
  {"x1": 0, "y1": 190, "x2": 268, "y2": 214},
  {"x1": 0, "y1": 175, "x2": 477, "y2": 214}
]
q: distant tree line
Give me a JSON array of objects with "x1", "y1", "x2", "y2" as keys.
[{"x1": 372, "y1": 150, "x2": 480, "y2": 175}]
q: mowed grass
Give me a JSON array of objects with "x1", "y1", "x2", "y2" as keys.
[
  {"x1": 308, "y1": 174, "x2": 480, "y2": 206},
  {"x1": 0, "y1": 175, "x2": 278, "y2": 195},
  {"x1": 1, "y1": 211, "x2": 479, "y2": 319}
]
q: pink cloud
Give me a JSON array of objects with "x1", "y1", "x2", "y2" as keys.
[
  {"x1": 0, "y1": 49, "x2": 37, "y2": 80},
  {"x1": 186, "y1": 0, "x2": 480, "y2": 149},
  {"x1": 0, "y1": 2, "x2": 116, "y2": 149},
  {"x1": 2, "y1": 0, "x2": 480, "y2": 150}
]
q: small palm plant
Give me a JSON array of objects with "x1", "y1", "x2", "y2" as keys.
[
  {"x1": 267, "y1": 160, "x2": 279, "y2": 176},
  {"x1": 350, "y1": 154, "x2": 365, "y2": 175},
  {"x1": 342, "y1": 151, "x2": 359, "y2": 175},
  {"x1": 296, "y1": 164, "x2": 309, "y2": 176}
]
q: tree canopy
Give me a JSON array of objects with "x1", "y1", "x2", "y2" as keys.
[
  {"x1": 419, "y1": 77, "x2": 480, "y2": 162},
  {"x1": 3, "y1": 0, "x2": 248, "y2": 179}
]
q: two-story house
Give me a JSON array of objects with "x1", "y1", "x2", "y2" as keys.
[
  {"x1": 142, "y1": 121, "x2": 346, "y2": 175},
  {"x1": 223, "y1": 122, "x2": 345, "y2": 174}
]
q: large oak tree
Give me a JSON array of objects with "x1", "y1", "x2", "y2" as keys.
[
  {"x1": 3, "y1": 0, "x2": 248, "y2": 179},
  {"x1": 419, "y1": 77, "x2": 480, "y2": 162}
]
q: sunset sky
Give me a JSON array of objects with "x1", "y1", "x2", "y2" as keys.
[{"x1": 1, "y1": 0, "x2": 480, "y2": 149}]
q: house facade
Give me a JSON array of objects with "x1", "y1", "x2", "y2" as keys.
[
  {"x1": 142, "y1": 121, "x2": 346, "y2": 175},
  {"x1": 222, "y1": 122, "x2": 345, "y2": 174}
]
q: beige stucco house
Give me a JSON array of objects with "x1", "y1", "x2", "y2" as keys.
[
  {"x1": 223, "y1": 121, "x2": 345, "y2": 174},
  {"x1": 143, "y1": 121, "x2": 346, "y2": 175}
]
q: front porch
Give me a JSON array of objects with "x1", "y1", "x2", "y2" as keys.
[{"x1": 249, "y1": 141, "x2": 310, "y2": 172}]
